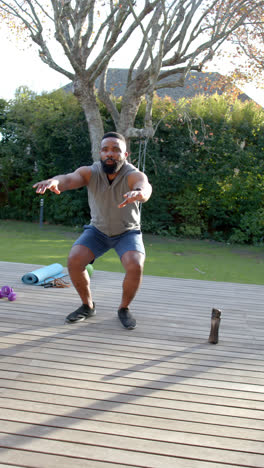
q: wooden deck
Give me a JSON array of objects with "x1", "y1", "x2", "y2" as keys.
[{"x1": 0, "y1": 260, "x2": 264, "y2": 468}]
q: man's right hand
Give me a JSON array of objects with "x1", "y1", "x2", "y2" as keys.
[{"x1": 33, "y1": 179, "x2": 61, "y2": 195}]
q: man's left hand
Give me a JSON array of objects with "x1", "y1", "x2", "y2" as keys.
[{"x1": 118, "y1": 190, "x2": 143, "y2": 208}]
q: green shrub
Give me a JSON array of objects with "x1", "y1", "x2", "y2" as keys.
[
  {"x1": 229, "y1": 209, "x2": 264, "y2": 244},
  {"x1": 1, "y1": 88, "x2": 264, "y2": 243}
]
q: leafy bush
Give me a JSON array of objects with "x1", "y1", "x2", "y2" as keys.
[
  {"x1": 137, "y1": 93, "x2": 264, "y2": 244},
  {"x1": 1, "y1": 88, "x2": 264, "y2": 244}
]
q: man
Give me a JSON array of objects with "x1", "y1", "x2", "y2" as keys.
[{"x1": 33, "y1": 132, "x2": 152, "y2": 329}]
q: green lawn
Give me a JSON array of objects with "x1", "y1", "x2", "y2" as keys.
[{"x1": 1, "y1": 219, "x2": 264, "y2": 285}]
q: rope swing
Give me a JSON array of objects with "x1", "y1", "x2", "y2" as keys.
[
  {"x1": 137, "y1": 137, "x2": 149, "y2": 216},
  {"x1": 137, "y1": 137, "x2": 148, "y2": 174}
]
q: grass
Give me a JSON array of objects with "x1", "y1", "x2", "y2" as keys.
[{"x1": 1, "y1": 219, "x2": 264, "y2": 285}]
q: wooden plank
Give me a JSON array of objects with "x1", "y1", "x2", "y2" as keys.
[
  {"x1": 0, "y1": 337, "x2": 263, "y2": 374},
  {"x1": 1, "y1": 396, "x2": 264, "y2": 448},
  {"x1": 1, "y1": 324, "x2": 264, "y2": 359},
  {"x1": 1, "y1": 389, "x2": 264, "y2": 431},
  {"x1": 1, "y1": 374, "x2": 263, "y2": 422},
  {"x1": 1, "y1": 357, "x2": 263, "y2": 406},
  {"x1": 0, "y1": 448, "x2": 248, "y2": 468},
  {"x1": 0, "y1": 407, "x2": 263, "y2": 446},
  {"x1": 0, "y1": 449, "x2": 131, "y2": 468},
  {"x1": 0, "y1": 351, "x2": 263, "y2": 389},
  {"x1": 1, "y1": 353, "x2": 263, "y2": 390},
  {"x1": 0, "y1": 341, "x2": 264, "y2": 381},
  {"x1": 0, "y1": 464, "x2": 26, "y2": 468},
  {"x1": 0, "y1": 352, "x2": 263, "y2": 394},
  {"x1": 1, "y1": 420, "x2": 264, "y2": 463},
  {"x1": 1, "y1": 430, "x2": 264, "y2": 467}
]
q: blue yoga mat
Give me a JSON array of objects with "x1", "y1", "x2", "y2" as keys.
[{"x1": 21, "y1": 263, "x2": 66, "y2": 285}]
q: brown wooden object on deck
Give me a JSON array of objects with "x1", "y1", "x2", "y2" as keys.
[{"x1": 208, "y1": 308, "x2": 222, "y2": 344}]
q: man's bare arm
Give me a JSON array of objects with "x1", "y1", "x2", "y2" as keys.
[
  {"x1": 118, "y1": 172, "x2": 152, "y2": 208},
  {"x1": 33, "y1": 166, "x2": 92, "y2": 195}
]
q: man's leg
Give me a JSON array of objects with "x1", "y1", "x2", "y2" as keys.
[
  {"x1": 65, "y1": 244, "x2": 95, "y2": 323},
  {"x1": 118, "y1": 250, "x2": 145, "y2": 329},
  {"x1": 120, "y1": 250, "x2": 145, "y2": 308},
  {"x1": 68, "y1": 244, "x2": 95, "y2": 307}
]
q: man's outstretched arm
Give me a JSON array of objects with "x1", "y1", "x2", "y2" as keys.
[{"x1": 33, "y1": 166, "x2": 92, "y2": 195}]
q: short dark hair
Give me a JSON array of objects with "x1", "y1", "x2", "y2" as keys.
[{"x1": 102, "y1": 132, "x2": 126, "y2": 143}]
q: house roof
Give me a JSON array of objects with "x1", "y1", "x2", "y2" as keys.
[{"x1": 62, "y1": 69, "x2": 251, "y2": 102}]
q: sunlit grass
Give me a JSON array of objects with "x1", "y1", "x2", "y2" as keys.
[{"x1": 1, "y1": 219, "x2": 264, "y2": 284}]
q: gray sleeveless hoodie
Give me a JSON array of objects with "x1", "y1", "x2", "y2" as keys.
[{"x1": 87, "y1": 161, "x2": 141, "y2": 237}]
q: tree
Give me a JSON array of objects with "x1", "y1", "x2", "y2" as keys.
[
  {"x1": 1, "y1": 0, "x2": 264, "y2": 159},
  {"x1": 230, "y1": 6, "x2": 264, "y2": 85},
  {"x1": 208, "y1": 5, "x2": 264, "y2": 89}
]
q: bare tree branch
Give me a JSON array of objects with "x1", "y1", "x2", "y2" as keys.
[{"x1": 1, "y1": 0, "x2": 264, "y2": 154}]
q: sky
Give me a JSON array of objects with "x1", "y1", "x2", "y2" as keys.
[
  {"x1": 0, "y1": 26, "x2": 70, "y2": 99},
  {"x1": 1, "y1": 22, "x2": 264, "y2": 106}
]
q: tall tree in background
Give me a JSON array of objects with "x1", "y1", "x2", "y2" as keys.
[
  {"x1": 230, "y1": 6, "x2": 264, "y2": 84},
  {"x1": 1, "y1": 0, "x2": 263, "y2": 159}
]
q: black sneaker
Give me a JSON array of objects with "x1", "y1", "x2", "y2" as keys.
[
  {"x1": 65, "y1": 303, "x2": 96, "y2": 323},
  {"x1": 118, "y1": 307, "x2": 136, "y2": 329}
]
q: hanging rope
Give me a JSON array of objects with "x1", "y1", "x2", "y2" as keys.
[
  {"x1": 137, "y1": 137, "x2": 148, "y2": 173},
  {"x1": 137, "y1": 137, "x2": 149, "y2": 217},
  {"x1": 137, "y1": 139, "x2": 143, "y2": 171}
]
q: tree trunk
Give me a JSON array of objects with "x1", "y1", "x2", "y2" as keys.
[
  {"x1": 116, "y1": 73, "x2": 155, "y2": 140},
  {"x1": 74, "y1": 77, "x2": 104, "y2": 161},
  {"x1": 117, "y1": 96, "x2": 141, "y2": 137}
]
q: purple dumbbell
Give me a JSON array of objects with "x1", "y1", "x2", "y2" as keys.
[
  {"x1": 1, "y1": 286, "x2": 13, "y2": 296},
  {"x1": 0, "y1": 286, "x2": 16, "y2": 301},
  {"x1": 8, "y1": 292, "x2": 17, "y2": 301}
]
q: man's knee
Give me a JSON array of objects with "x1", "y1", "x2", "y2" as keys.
[
  {"x1": 127, "y1": 261, "x2": 143, "y2": 275},
  {"x1": 121, "y1": 251, "x2": 145, "y2": 275},
  {"x1": 68, "y1": 245, "x2": 94, "y2": 271},
  {"x1": 68, "y1": 253, "x2": 82, "y2": 271}
]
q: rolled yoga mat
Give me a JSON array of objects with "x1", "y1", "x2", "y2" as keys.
[{"x1": 22, "y1": 263, "x2": 66, "y2": 285}]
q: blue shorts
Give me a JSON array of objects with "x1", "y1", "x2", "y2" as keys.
[{"x1": 73, "y1": 225, "x2": 145, "y2": 260}]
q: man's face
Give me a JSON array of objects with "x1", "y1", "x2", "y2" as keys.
[{"x1": 100, "y1": 137, "x2": 128, "y2": 174}]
